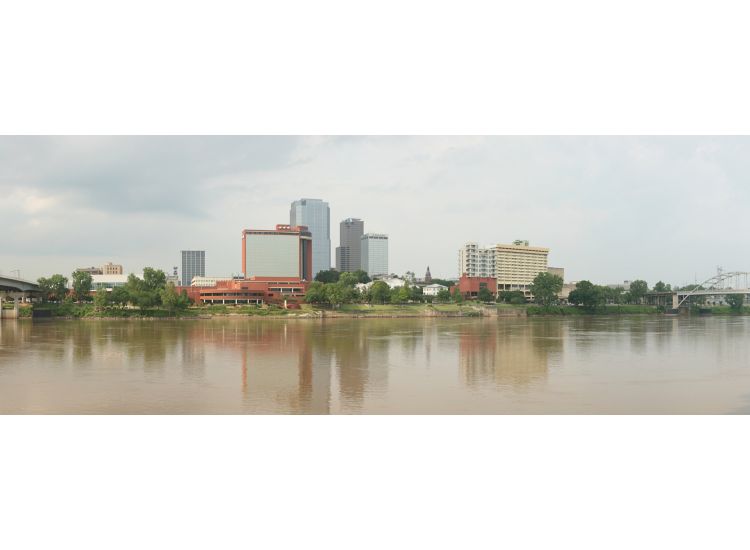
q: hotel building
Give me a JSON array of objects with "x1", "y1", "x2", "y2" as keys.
[{"x1": 458, "y1": 240, "x2": 550, "y2": 297}]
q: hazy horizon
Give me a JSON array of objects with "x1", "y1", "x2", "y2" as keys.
[{"x1": 2, "y1": 135, "x2": 748, "y2": 286}]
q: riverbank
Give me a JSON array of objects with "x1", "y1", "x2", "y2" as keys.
[{"x1": 16, "y1": 302, "x2": 750, "y2": 320}]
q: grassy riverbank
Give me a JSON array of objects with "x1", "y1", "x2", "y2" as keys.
[{"x1": 19, "y1": 302, "x2": 750, "y2": 320}]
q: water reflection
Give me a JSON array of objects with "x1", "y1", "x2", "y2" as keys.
[
  {"x1": 459, "y1": 319, "x2": 563, "y2": 388},
  {"x1": 3, "y1": 316, "x2": 750, "y2": 413}
]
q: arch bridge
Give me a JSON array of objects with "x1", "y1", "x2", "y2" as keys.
[{"x1": 647, "y1": 272, "x2": 750, "y2": 309}]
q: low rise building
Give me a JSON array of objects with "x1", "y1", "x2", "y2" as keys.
[
  {"x1": 422, "y1": 283, "x2": 448, "y2": 296},
  {"x1": 191, "y1": 276, "x2": 233, "y2": 287},
  {"x1": 91, "y1": 274, "x2": 134, "y2": 290},
  {"x1": 102, "y1": 262, "x2": 124, "y2": 275},
  {"x1": 450, "y1": 275, "x2": 497, "y2": 300}
]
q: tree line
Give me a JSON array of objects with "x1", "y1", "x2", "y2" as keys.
[{"x1": 37, "y1": 268, "x2": 190, "y2": 313}]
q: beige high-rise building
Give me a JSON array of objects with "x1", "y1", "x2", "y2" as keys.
[
  {"x1": 102, "y1": 262, "x2": 123, "y2": 275},
  {"x1": 458, "y1": 240, "x2": 550, "y2": 297},
  {"x1": 494, "y1": 241, "x2": 549, "y2": 295}
]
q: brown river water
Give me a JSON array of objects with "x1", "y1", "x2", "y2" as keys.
[{"x1": 1, "y1": 316, "x2": 750, "y2": 414}]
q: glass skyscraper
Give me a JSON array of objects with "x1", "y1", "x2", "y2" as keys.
[
  {"x1": 181, "y1": 250, "x2": 205, "y2": 286},
  {"x1": 360, "y1": 233, "x2": 388, "y2": 277},
  {"x1": 335, "y1": 217, "x2": 364, "y2": 272},
  {"x1": 290, "y1": 198, "x2": 331, "y2": 277}
]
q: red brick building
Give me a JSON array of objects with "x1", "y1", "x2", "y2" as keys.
[
  {"x1": 450, "y1": 275, "x2": 497, "y2": 300},
  {"x1": 177, "y1": 224, "x2": 313, "y2": 308}
]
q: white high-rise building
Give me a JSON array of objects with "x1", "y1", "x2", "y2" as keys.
[
  {"x1": 361, "y1": 233, "x2": 389, "y2": 277},
  {"x1": 458, "y1": 240, "x2": 550, "y2": 296},
  {"x1": 458, "y1": 242, "x2": 495, "y2": 278},
  {"x1": 181, "y1": 250, "x2": 205, "y2": 286},
  {"x1": 290, "y1": 198, "x2": 331, "y2": 277}
]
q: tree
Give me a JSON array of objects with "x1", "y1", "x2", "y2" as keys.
[
  {"x1": 477, "y1": 286, "x2": 494, "y2": 303},
  {"x1": 71, "y1": 270, "x2": 93, "y2": 302},
  {"x1": 530, "y1": 272, "x2": 563, "y2": 306},
  {"x1": 452, "y1": 287, "x2": 464, "y2": 304},
  {"x1": 338, "y1": 272, "x2": 359, "y2": 287},
  {"x1": 315, "y1": 269, "x2": 340, "y2": 283},
  {"x1": 326, "y1": 283, "x2": 347, "y2": 308},
  {"x1": 498, "y1": 290, "x2": 526, "y2": 304},
  {"x1": 110, "y1": 286, "x2": 130, "y2": 308},
  {"x1": 37, "y1": 274, "x2": 69, "y2": 302},
  {"x1": 160, "y1": 283, "x2": 189, "y2": 313},
  {"x1": 142, "y1": 267, "x2": 167, "y2": 293},
  {"x1": 568, "y1": 280, "x2": 604, "y2": 310},
  {"x1": 436, "y1": 288, "x2": 451, "y2": 303},
  {"x1": 628, "y1": 280, "x2": 649, "y2": 304},
  {"x1": 410, "y1": 285, "x2": 424, "y2": 302},
  {"x1": 653, "y1": 281, "x2": 671, "y2": 293},
  {"x1": 304, "y1": 282, "x2": 328, "y2": 304},
  {"x1": 726, "y1": 294, "x2": 744, "y2": 312},
  {"x1": 369, "y1": 281, "x2": 390, "y2": 304},
  {"x1": 126, "y1": 269, "x2": 166, "y2": 311},
  {"x1": 93, "y1": 288, "x2": 110, "y2": 311},
  {"x1": 352, "y1": 270, "x2": 371, "y2": 284}
]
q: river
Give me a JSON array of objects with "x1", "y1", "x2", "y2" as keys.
[{"x1": 1, "y1": 316, "x2": 750, "y2": 413}]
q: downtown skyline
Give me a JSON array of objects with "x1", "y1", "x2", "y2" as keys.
[{"x1": 2, "y1": 135, "x2": 749, "y2": 285}]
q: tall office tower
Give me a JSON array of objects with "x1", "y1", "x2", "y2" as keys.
[
  {"x1": 335, "y1": 217, "x2": 364, "y2": 272},
  {"x1": 360, "y1": 233, "x2": 389, "y2": 277},
  {"x1": 290, "y1": 198, "x2": 330, "y2": 277},
  {"x1": 181, "y1": 250, "x2": 206, "y2": 286},
  {"x1": 241, "y1": 225, "x2": 312, "y2": 280}
]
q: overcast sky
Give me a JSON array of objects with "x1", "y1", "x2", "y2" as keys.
[{"x1": 2, "y1": 135, "x2": 749, "y2": 286}]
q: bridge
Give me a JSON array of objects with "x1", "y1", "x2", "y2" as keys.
[
  {"x1": 646, "y1": 271, "x2": 750, "y2": 309},
  {"x1": 0, "y1": 275, "x2": 40, "y2": 318}
]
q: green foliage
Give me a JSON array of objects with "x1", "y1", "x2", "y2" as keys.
[
  {"x1": 498, "y1": 290, "x2": 526, "y2": 304},
  {"x1": 71, "y1": 270, "x2": 93, "y2": 302},
  {"x1": 477, "y1": 286, "x2": 494, "y2": 303},
  {"x1": 368, "y1": 281, "x2": 391, "y2": 304},
  {"x1": 436, "y1": 288, "x2": 451, "y2": 303},
  {"x1": 160, "y1": 283, "x2": 190, "y2": 313},
  {"x1": 110, "y1": 286, "x2": 130, "y2": 308},
  {"x1": 142, "y1": 268, "x2": 167, "y2": 292},
  {"x1": 653, "y1": 281, "x2": 671, "y2": 293},
  {"x1": 93, "y1": 288, "x2": 110, "y2": 310},
  {"x1": 338, "y1": 272, "x2": 359, "y2": 287},
  {"x1": 315, "y1": 269, "x2": 340, "y2": 283},
  {"x1": 304, "y1": 281, "x2": 328, "y2": 304},
  {"x1": 431, "y1": 279, "x2": 455, "y2": 288},
  {"x1": 568, "y1": 280, "x2": 605, "y2": 310},
  {"x1": 410, "y1": 285, "x2": 424, "y2": 302},
  {"x1": 452, "y1": 287, "x2": 464, "y2": 304},
  {"x1": 389, "y1": 283, "x2": 411, "y2": 304},
  {"x1": 725, "y1": 294, "x2": 744, "y2": 311},
  {"x1": 628, "y1": 280, "x2": 649, "y2": 304},
  {"x1": 126, "y1": 268, "x2": 167, "y2": 310},
  {"x1": 352, "y1": 270, "x2": 371, "y2": 284},
  {"x1": 37, "y1": 274, "x2": 68, "y2": 302},
  {"x1": 530, "y1": 272, "x2": 563, "y2": 306}
]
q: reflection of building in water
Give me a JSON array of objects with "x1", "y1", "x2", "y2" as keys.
[
  {"x1": 326, "y1": 322, "x2": 391, "y2": 410},
  {"x1": 238, "y1": 324, "x2": 332, "y2": 414},
  {"x1": 459, "y1": 321, "x2": 562, "y2": 388}
]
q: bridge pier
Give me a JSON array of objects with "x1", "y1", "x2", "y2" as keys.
[{"x1": 672, "y1": 294, "x2": 679, "y2": 309}]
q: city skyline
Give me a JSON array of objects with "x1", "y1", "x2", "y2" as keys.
[{"x1": 3, "y1": 136, "x2": 750, "y2": 285}]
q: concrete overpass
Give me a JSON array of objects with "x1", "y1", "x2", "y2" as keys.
[{"x1": 0, "y1": 275, "x2": 40, "y2": 318}]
